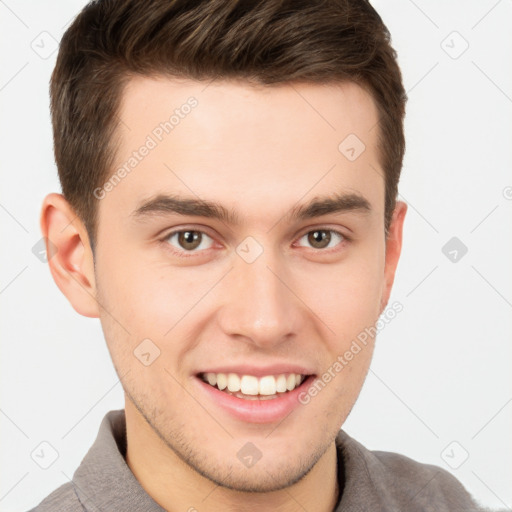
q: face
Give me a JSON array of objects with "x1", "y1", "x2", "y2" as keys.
[{"x1": 88, "y1": 76, "x2": 404, "y2": 491}]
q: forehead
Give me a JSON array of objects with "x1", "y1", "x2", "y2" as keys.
[
  {"x1": 118, "y1": 76, "x2": 379, "y2": 146},
  {"x1": 102, "y1": 76, "x2": 383, "y2": 228}
]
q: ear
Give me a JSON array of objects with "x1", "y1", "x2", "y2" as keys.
[
  {"x1": 40, "y1": 193, "x2": 100, "y2": 318},
  {"x1": 379, "y1": 200, "x2": 407, "y2": 314}
]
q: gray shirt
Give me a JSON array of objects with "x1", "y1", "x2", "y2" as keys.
[{"x1": 29, "y1": 409, "x2": 484, "y2": 511}]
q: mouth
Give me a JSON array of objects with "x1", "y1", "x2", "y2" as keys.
[
  {"x1": 197, "y1": 371, "x2": 312, "y2": 401},
  {"x1": 193, "y1": 365, "x2": 316, "y2": 423}
]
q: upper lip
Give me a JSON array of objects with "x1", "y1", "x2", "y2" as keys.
[{"x1": 196, "y1": 364, "x2": 315, "y2": 377}]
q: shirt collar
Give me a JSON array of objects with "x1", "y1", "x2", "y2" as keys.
[
  {"x1": 73, "y1": 409, "x2": 165, "y2": 511},
  {"x1": 72, "y1": 409, "x2": 380, "y2": 511}
]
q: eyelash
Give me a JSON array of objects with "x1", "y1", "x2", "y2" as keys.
[{"x1": 159, "y1": 227, "x2": 351, "y2": 258}]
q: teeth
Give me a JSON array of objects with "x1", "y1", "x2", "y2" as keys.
[
  {"x1": 259, "y1": 375, "x2": 276, "y2": 395},
  {"x1": 216, "y1": 373, "x2": 227, "y2": 390},
  {"x1": 276, "y1": 374, "x2": 287, "y2": 393},
  {"x1": 201, "y1": 372, "x2": 306, "y2": 396},
  {"x1": 227, "y1": 373, "x2": 240, "y2": 392},
  {"x1": 241, "y1": 375, "x2": 259, "y2": 395}
]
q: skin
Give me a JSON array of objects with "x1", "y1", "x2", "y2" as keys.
[{"x1": 41, "y1": 77, "x2": 406, "y2": 512}]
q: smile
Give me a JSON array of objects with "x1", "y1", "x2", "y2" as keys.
[
  {"x1": 199, "y1": 372, "x2": 306, "y2": 400},
  {"x1": 194, "y1": 370, "x2": 315, "y2": 424}
]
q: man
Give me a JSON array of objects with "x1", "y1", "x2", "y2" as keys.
[{"x1": 32, "y1": 0, "x2": 485, "y2": 510}]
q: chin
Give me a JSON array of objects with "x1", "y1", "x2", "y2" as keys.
[{"x1": 194, "y1": 457, "x2": 315, "y2": 493}]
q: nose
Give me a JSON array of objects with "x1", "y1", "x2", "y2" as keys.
[{"x1": 216, "y1": 245, "x2": 304, "y2": 349}]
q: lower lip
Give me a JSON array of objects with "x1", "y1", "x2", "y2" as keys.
[{"x1": 194, "y1": 375, "x2": 315, "y2": 424}]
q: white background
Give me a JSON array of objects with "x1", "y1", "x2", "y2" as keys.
[{"x1": 1, "y1": 1, "x2": 511, "y2": 510}]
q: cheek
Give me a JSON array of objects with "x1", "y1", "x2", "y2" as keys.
[
  {"x1": 305, "y1": 248, "x2": 385, "y2": 346},
  {"x1": 94, "y1": 247, "x2": 217, "y2": 363},
  {"x1": 95, "y1": 243, "x2": 180, "y2": 329},
  {"x1": 94, "y1": 262, "x2": 191, "y2": 397}
]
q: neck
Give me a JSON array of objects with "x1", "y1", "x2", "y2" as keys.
[{"x1": 124, "y1": 401, "x2": 340, "y2": 512}]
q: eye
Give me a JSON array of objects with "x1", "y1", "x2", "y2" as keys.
[
  {"x1": 296, "y1": 229, "x2": 346, "y2": 250},
  {"x1": 164, "y1": 229, "x2": 214, "y2": 253}
]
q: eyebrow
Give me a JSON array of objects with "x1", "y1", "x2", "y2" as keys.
[{"x1": 131, "y1": 191, "x2": 371, "y2": 225}]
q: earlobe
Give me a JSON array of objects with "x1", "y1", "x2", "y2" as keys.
[
  {"x1": 40, "y1": 193, "x2": 100, "y2": 318},
  {"x1": 379, "y1": 201, "x2": 407, "y2": 314}
]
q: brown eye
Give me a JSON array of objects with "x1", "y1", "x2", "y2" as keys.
[
  {"x1": 298, "y1": 229, "x2": 344, "y2": 250},
  {"x1": 165, "y1": 230, "x2": 214, "y2": 253},
  {"x1": 178, "y1": 231, "x2": 202, "y2": 250},
  {"x1": 308, "y1": 230, "x2": 330, "y2": 249}
]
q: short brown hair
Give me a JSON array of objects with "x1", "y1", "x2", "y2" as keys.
[{"x1": 51, "y1": 0, "x2": 407, "y2": 250}]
